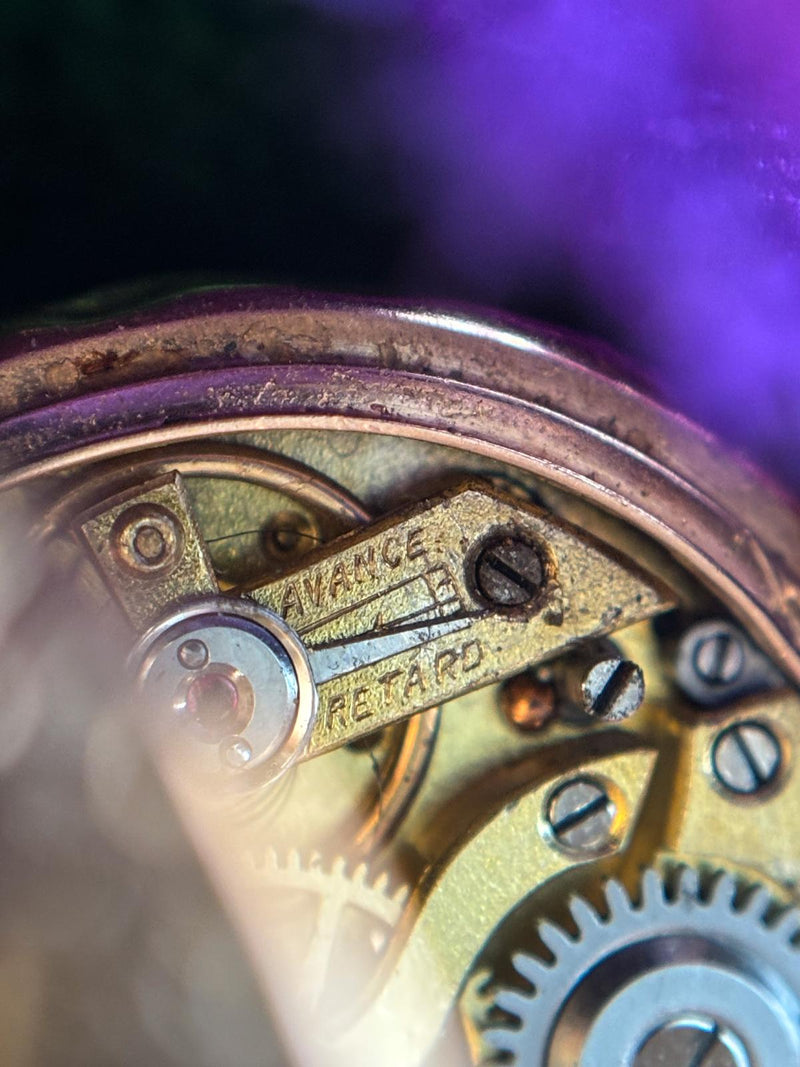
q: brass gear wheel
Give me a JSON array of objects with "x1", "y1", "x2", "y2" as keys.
[{"x1": 253, "y1": 850, "x2": 409, "y2": 1019}]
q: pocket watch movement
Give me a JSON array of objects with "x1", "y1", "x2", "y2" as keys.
[{"x1": 1, "y1": 289, "x2": 798, "y2": 1066}]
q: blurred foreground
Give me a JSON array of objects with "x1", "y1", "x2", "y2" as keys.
[{"x1": 0, "y1": 502, "x2": 287, "y2": 1067}]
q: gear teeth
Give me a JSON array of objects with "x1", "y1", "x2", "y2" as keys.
[
  {"x1": 673, "y1": 865, "x2": 701, "y2": 906},
  {"x1": 709, "y1": 872, "x2": 737, "y2": 910},
  {"x1": 287, "y1": 848, "x2": 303, "y2": 872},
  {"x1": 351, "y1": 861, "x2": 369, "y2": 886},
  {"x1": 483, "y1": 1026, "x2": 519, "y2": 1055},
  {"x1": 773, "y1": 907, "x2": 800, "y2": 941},
  {"x1": 512, "y1": 951, "x2": 553, "y2": 990},
  {"x1": 494, "y1": 988, "x2": 535, "y2": 1020},
  {"x1": 605, "y1": 878, "x2": 633, "y2": 920},
  {"x1": 478, "y1": 866, "x2": 800, "y2": 1065},
  {"x1": 569, "y1": 894, "x2": 602, "y2": 933},
  {"x1": 254, "y1": 849, "x2": 408, "y2": 919},
  {"x1": 253, "y1": 849, "x2": 409, "y2": 1020},
  {"x1": 460, "y1": 965, "x2": 493, "y2": 1009},
  {"x1": 641, "y1": 866, "x2": 668, "y2": 912},
  {"x1": 740, "y1": 885, "x2": 771, "y2": 921},
  {"x1": 538, "y1": 919, "x2": 575, "y2": 957},
  {"x1": 458, "y1": 967, "x2": 497, "y2": 1064}
]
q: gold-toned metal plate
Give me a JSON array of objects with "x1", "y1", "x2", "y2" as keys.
[{"x1": 253, "y1": 484, "x2": 673, "y2": 755}]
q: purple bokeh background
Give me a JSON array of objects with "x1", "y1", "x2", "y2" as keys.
[{"x1": 308, "y1": 1, "x2": 800, "y2": 490}]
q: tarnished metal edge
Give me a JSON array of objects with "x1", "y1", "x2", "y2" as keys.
[{"x1": 0, "y1": 290, "x2": 797, "y2": 685}]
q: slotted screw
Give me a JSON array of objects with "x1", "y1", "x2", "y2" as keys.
[
  {"x1": 634, "y1": 1017, "x2": 747, "y2": 1067},
  {"x1": 693, "y1": 627, "x2": 745, "y2": 686},
  {"x1": 581, "y1": 657, "x2": 645, "y2": 722},
  {"x1": 546, "y1": 777, "x2": 616, "y2": 853},
  {"x1": 555, "y1": 644, "x2": 645, "y2": 724},
  {"x1": 473, "y1": 535, "x2": 545, "y2": 608},
  {"x1": 712, "y1": 720, "x2": 781, "y2": 795}
]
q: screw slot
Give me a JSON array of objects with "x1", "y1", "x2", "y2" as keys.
[
  {"x1": 634, "y1": 1016, "x2": 748, "y2": 1067},
  {"x1": 693, "y1": 630, "x2": 745, "y2": 687},
  {"x1": 546, "y1": 776, "x2": 617, "y2": 854},
  {"x1": 581, "y1": 657, "x2": 645, "y2": 722},
  {"x1": 711, "y1": 720, "x2": 782, "y2": 796},
  {"x1": 472, "y1": 533, "x2": 546, "y2": 610}
]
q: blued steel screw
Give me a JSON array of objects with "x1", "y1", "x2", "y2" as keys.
[
  {"x1": 712, "y1": 720, "x2": 781, "y2": 795},
  {"x1": 474, "y1": 535, "x2": 545, "y2": 608},
  {"x1": 546, "y1": 777, "x2": 616, "y2": 853}
]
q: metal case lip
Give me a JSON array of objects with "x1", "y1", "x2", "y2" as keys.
[{"x1": 0, "y1": 287, "x2": 797, "y2": 683}]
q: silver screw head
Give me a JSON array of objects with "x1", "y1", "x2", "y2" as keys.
[
  {"x1": 712, "y1": 720, "x2": 782, "y2": 796},
  {"x1": 546, "y1": 776, "x2": 616, "y2": 853},
  {"x1": 473, "y1": 535, "x2": 545, "y2": 609},
  {"x1": 672, "y1": 619, "x2": 780, "y2": 709},
  {"x1": 693, "y1": 628, "x2": 745, "y2": 686},
  {"x1": 221, "y1": 736, "x2": 254, "y2": 769},
  {"x1": 177, "y1": 639, "x2": 209, "y2": 671},
  {"x1": 582, "y1": 658, "x2": 645, "y2": 722},
  {"x1": 634, "y1": 1016, "x2": 749, "y2": 1067}
]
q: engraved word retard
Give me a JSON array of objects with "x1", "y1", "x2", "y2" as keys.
[{"x1": 320, "y1": 636, "x2": 484, "y2": 738}]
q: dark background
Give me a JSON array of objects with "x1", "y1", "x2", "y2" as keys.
[
  {"x1": 2, "y1": 4, "x2": 417, "y2": 318},
  {"x1": 3, "y1": 1, "x2": 799, "y2": 489}
]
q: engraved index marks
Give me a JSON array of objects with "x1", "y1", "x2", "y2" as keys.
[
  {"x1": 251, "y1": 484, "x2": 673, "y2": 757},
  {"x1": 256, "y1": 518, "x2": 466, "y2": 649},
  {"x1": 273, "y1": 526, "x2": 434, "y2": 635}
]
